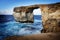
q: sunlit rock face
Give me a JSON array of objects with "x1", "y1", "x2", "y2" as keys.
[
  {"x1": 13, "y1": 12, "x2": 34, "y2": 23},
  {"x1": 13, "y1": 2, "x2": 60, "y2": 33},
  {"x1": 13, "y1": 5, "x2": 39, "y2": 23},
  {"x1": 40, "y1": 3, "x2": 60, "y2": 33},
  {"x1": 13, "y1": 6, "x2": 36, "y2": 23}
]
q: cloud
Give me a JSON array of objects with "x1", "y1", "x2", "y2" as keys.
[
  {"x1": 0, "y1": 10, "x2": 13, "y2": 15},
  {"x1": 0, "y1": 8, "x2": 42, "y2": 15},
  {"x1": 33, "y1": 8, "x2": 41, "y2": 15}
]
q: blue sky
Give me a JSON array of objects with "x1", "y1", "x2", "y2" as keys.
[{"x1": 0, "y1": 0, "x2": 60, "y2": 15}]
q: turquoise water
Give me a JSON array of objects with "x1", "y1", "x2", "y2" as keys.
[{"x1": 0, "y1": 15, "x2": 43, "y2": 40}]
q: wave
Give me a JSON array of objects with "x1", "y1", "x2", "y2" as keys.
[
  {"x1": 0, "y1": 15, "x2": 15, "y2": 23},
  {"x1": 0, "y1": 20, "x2": 43, "y2": 35},
  {"x1": 0, "y1": 15, "x2": 43, "y2": 40}
]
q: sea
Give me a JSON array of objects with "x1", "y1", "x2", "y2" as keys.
[{"x1": 0, "y1": 15, "x2": 43, "y2": 40}]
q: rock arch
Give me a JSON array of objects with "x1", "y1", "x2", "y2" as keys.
[
  {"x1": 13, "y1": 5, "x2": 39, "y2": 23},
  {"x1": 13, "y1": 2, "x2": 60, "y2": 33}
]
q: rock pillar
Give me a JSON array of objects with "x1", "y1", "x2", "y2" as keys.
[
  {"x1": 40, "y1": 3, "x2": 60, "y2": 33},
  {"x1": 13, "y1": 7, "x2": 34, "y2": 23}
]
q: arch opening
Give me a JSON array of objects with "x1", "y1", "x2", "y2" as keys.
[
  {"x1": 33, "y1": 8, "x2": 43, "y2": 32},
  {"x1": 33, "y1": 8, "x2": 41, "y2": 15}
]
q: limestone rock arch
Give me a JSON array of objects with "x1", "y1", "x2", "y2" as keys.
[{"x1": 13, "y1": 2, "x2": 60, "y2": 33}]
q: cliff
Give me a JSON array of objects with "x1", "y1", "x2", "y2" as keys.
[{"x1": 40, "y1": 2, "x2": 60, "y2": 33}]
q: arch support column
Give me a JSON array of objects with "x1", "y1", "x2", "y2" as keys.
[{"x1": 13, "y1": 7, "x2": 34, "y2": 23}]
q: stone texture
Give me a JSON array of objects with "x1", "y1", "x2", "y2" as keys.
[
  {"x1": 41, "y1": 3, "x2": 60, "y2": 33},
  {"x1": 13, "y1": 2, "x2": 60, "y2": 33}
]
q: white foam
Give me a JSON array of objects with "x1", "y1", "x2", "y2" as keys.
[{"x1": 34, "y1": 19, "x2": 42, "y2": 22}]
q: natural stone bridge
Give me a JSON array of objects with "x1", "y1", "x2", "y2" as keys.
[
  {"x1": 13, "y1": 5, "x2": 39, "y2": 23},
  {"x1": 13, "y1": 2, "x2": 60, "y2": 33}
]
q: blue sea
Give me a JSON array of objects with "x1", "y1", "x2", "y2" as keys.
[{"x1": 0, "y1": 15, "x2": 43, "y2": 40}]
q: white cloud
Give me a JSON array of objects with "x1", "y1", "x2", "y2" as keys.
[
  {"x1": 0, "y1": 8, "x2": 42, "y2": 15},
  {"x1": 0, "y1": 10, "x2": 13, "y2": 15},
  {"x1": 33, "y1": 8, "x2": 41, "y2": 15}
]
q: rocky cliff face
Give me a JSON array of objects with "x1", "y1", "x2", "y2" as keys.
[
  {"x1": 13, "y1": 5, "x2": 39, "y2": 23},
  {"x1": 40, "y1": 3, "x2": 60, "y2": 33},
  {"x1": 13, "y1": 2, "x2": 60, "y2": 33}
]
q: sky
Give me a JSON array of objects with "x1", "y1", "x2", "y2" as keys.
[{"x1": 0, "y1": 0, "x2": 60, "y2": 15}]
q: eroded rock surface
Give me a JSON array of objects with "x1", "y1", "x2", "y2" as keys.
[
  {"x1": 13, "y1": 5, "x2": 39, "y2": 23},
  {"x1": 13, "y1": 2, "x2": 60, "y2": 33},
  {"x1": 41, "y1": 3, "x2": 60, "y2": 33}
]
